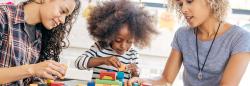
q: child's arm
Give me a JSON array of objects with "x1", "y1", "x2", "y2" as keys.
[
  {"x1": 127, "y1": 49, "x2": 140, "y2": 77},
  {"x1": 87, "y1": 56, "x2": 121, "y2": 68},
  {"x1": 75, "y1": 43, "x2": 121, "y2": 69}
]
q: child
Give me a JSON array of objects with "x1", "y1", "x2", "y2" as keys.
[{"x1": 75, "y1": 0, "x2": 157, "y2": 80}]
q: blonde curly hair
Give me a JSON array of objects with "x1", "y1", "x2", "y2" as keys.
[{"x1": 168, "y1": 0, "x2": 229, "y2": 22}]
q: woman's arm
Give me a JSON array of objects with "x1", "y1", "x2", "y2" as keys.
[
  {"x1": 0, "y1": 65, "x2": 32, "y2": 84},
  {"x1": 151, "y1": 48, "x2": 183, "y2": 85},
  {"x1": 0, "y1": 60, "x2": 66, "y2": 84},
  {"x1": 128, "y1": 48, "x2": 183, "y2": 86},
  {"x1": 220, "y1": 52, "x2": 250, "y2": 86}
]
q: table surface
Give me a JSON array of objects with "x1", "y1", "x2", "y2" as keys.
[{"x1": 60, "y1": 79, "x2": 88, "y2": 86}]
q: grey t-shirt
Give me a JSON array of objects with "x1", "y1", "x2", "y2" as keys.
[{"x1": 171, "y1": 25, "x2": 250, "y2": 86}]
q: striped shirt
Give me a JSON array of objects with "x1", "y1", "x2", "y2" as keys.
[
  {"x1": 0, "y1": 3, "x2": 42, "y2": 86},
  {"x1": 75, "y1": 42, "x2": 139, "y2": 79}
]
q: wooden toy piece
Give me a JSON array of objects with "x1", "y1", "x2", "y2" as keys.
[
  {"x1": 95, "y1": 84, "x2": 119, "y2": 86},
  {"x1": 118, "y1": 64, "x2": 126, "y2": 71},
  {"x1": 87, "y1": 81, "x2": 95, "y2": 86},
  {"x1": 50, "y1": 82, "x2": 64, "y2": 86},
  {"x1": 100, "y1": 71, "x2": 117, "y2": 80},
  {"x1": 47, "y1": 79, "x2": 54, "y2": 84},
  {"x1": 116, "y1": 72, "x2": 124, "y2": 82},
  {"x1": 95, "y1": 79, "x2": 122, "y2": 86}
]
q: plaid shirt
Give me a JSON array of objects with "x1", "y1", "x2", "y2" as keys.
[{"x1": 0, "y1": 3, "x2": 42, "y2": 86}]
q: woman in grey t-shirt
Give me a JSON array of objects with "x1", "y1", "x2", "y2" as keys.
[{"x1": 128, "y1": 0, "x2": 250, "y2": 86}]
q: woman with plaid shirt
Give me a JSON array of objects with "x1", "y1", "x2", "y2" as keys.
[{"x1": 0, "y1": 0, "x2": 80, "y2": 85}]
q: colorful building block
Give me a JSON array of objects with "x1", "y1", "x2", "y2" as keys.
[
  {"x1": 50, "y1": 82, "x2": 64, "y2": 86},
  {"x1": 116, "y1": 72, "x2": 124, "y2": 82},
  {"x1": 100, "y1": 71, "x2": 116, "y2": 80},
  {"x1": 95, "y1": 84, "x2": 119, "y2": 86},
  {"x1": 118, "y1": 64, "x2": 126, "y2": 71},
  {"x1": 95, "y1": 79, "x2": 122, "y2": 86},
  {"x1": 87, "y1": 81, "x2": 95, "y2": 86},
  {"x1": 46, "y1": 79, "x2": 54, "y2": 84}
]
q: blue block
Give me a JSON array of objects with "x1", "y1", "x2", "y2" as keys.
[
  {"x1": 117, "y1": 72, "x2": 124, "y2": 82},
  {"x1": 87, "y1": 81, "x2": 95, "y2": 86}
]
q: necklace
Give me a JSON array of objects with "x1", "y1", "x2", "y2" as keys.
[{"x1": 195, "y1": 22, "x2": 222, "y2": 80}]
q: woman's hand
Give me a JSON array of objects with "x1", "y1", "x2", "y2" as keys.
[
  {"x1": 29, "y1": 60, "x2": 67, "y2": 80},
  {"x1": 103, "y1": 56, "x2": 121, "y2": 68}
]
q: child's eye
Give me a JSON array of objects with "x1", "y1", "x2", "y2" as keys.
[{"x1": 115, "y1": 39, "x2": 122, "y2": 42}]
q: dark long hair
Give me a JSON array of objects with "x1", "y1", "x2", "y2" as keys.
[{"x1": 25, "y1": 0, "x2": 81, "y2": 62}]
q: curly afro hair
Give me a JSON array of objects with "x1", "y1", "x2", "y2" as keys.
[{"x1": 87, "y1": 0, "x2": 158, "y2": 49}]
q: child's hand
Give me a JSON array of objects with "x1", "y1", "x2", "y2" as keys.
[
  {"x1": 127, "y1": 63, "x2": 139, "y2": 77},
  {"x1": 127, "y1": 77, "x2": 144, "y2": 86},
  {"x1": 103, "y1": 56, "x2": 121, "y2": 68}
]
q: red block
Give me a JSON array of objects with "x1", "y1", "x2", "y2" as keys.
[
  {"x1": 50, "y1": 82, "x2": 64, "y2": 86},
  {"x1": 100, "y1": 71, "x2": 116, "y2": 80}
]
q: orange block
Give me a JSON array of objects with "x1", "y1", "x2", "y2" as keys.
[{"x1": 118, "y1": 64, "x2": 126, "y2": 71}]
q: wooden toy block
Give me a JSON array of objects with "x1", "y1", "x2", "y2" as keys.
[
  {"x1": 95, "y1": 84, "x2": 111, "y2": 86},
  {"x1": 118, "y1": 64, "x2": 126, "y2": 71},
  {"x1": 100, "y1": 71, "x2": 116, "y2": 80},
  {"x1": 95, "y1": 84, "x2": 119, "y2": 86},
  {"x1": 50, "y1": 82, "x2": 64, "y2": 86},
  {"x1": 116, "y1": 72, "x2": 124, "y2": 82},
  {"x1": 46, "y1": 79, "x2": 54, "y2": 84},
  {"x1": 95, "y1": 79, "x2": 122, "y2": 86},
  {"x1": 87, "y1": 81, "x2": 95, "y2": 86}
]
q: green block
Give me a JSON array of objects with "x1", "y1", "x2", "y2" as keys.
[{"x1": 95, "y1": 79, "x2": 122, "y2": 86}]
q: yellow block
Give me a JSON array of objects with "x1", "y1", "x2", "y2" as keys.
[
  {"x1": 102, "y1": 76, "x2": 113, "y2": 80},
  {"x1": 95, "y1": 84, "x2": 119, "y2": 86},
  {"x1": 118, "y1": 64, "x2": 126, "y2": 71}
]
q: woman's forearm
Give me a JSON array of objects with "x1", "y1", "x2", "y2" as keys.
[{"x1": 0, "y1": 65, "x2": 33, "y2": 84}]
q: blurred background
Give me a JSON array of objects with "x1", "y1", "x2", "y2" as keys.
[{"x1": 1, "y1": 0, "x2": 250, "y2": 85}]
